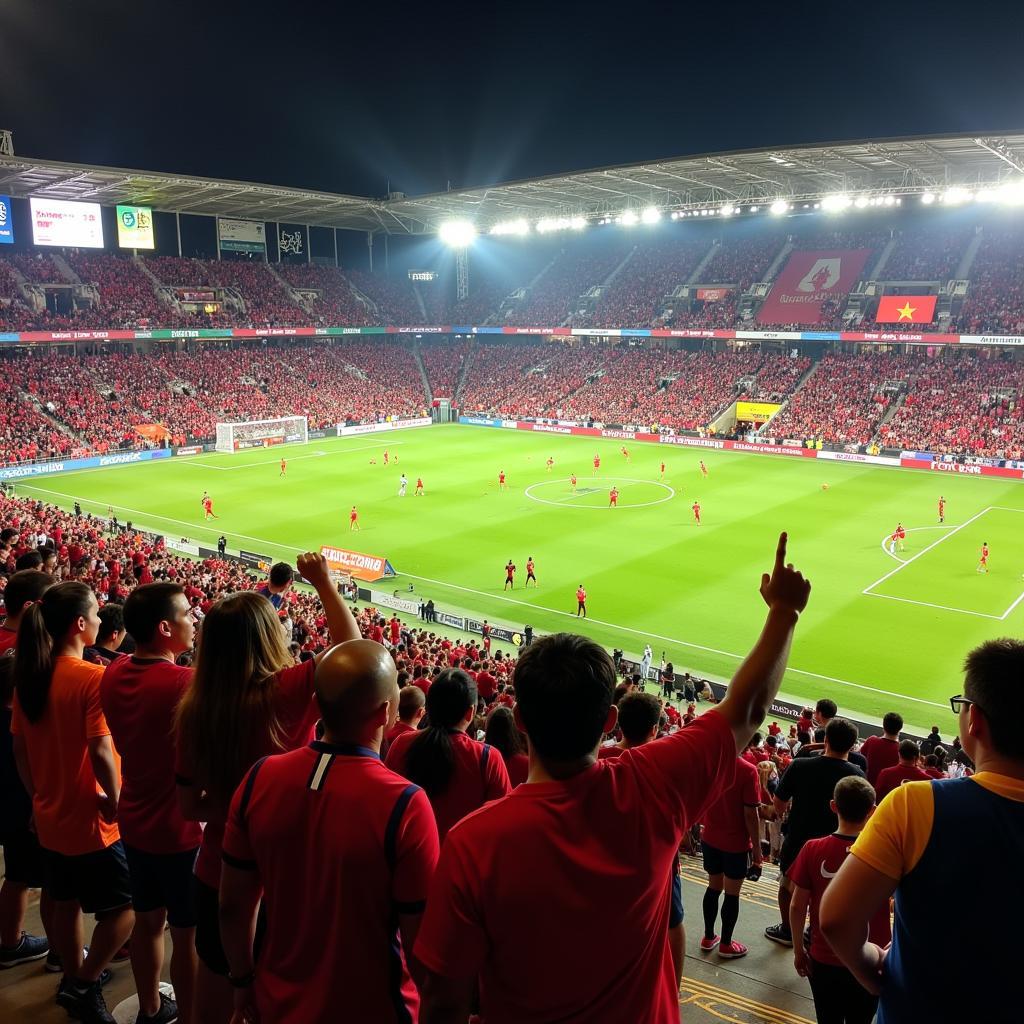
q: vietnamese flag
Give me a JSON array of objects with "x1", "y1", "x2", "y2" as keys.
[{"x1": 876, "y1": 294, "x2": 937, "y2": 323}]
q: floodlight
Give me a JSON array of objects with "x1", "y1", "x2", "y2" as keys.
[
  {"x1": 749, "y1": 205, "x2": 759, "y2": 212},
  {"x1": 921, "y1": 192, "x2": 936, "y2": 205},
  {"x1": 438, "y1": 220, "x2": 477, "y2": 247},
  {"x1": 619, "y1": 210, "x2": 639, "y2": 226},
  {"x1": 489, "y1": 219, "x2": 529, "y2": 236},
  {"x1": 821, "y1": 194, "x2": 852, "y2": 212},
  {"x1": 719, "y1": 205, "x2": 733, "y2": 217},
  {"x1": 854, "y1": 196, "x2": 869, "y2": 209},
  {"x1": 942, "y1": 187, "x2": 972, "y2": 205},
  {"x1": 769, "y1": 200, "x2": 789, "y2": 215},
  {"x1": 641, "y1": 206, "x2": 661, "y2": 224},
  {"x1": 882, "y1": 195, "x2": 896, "y2": 206},
  {"x1": 997, "y1": 181, "x2": 1024, "y2": 205},
  {"x1": 570, "y1": 216, "x2": 587, "y2": 230}
]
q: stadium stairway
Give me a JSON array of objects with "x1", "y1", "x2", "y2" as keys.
[
  {"x1": 867, "y1": 235, "x2": 898, "y2": 279},
  {"x1": 954, "y1": 229, "x2": 984, "y2": 279},
  {"x1": 49, "y1": 252, "x2": 81, "y2": 285},
  {"x1": 454, "y1": 339, "x2": 475, "y2": 403},
  {"x1": 412, "y1": 341, "x2": 433, "y2": 402},
  {"x1": 686, "y1": 240, "x2": 721, "y2": 285}
]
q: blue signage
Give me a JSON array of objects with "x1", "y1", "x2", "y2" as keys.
[{"x1": 0, "y1": 195, "x2": 12, "y2": 244}]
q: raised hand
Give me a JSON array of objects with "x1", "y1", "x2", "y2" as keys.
[
  {"x1": 759, "y1": 532, "x2": 811, "y2": 616},
  {"x1": 296, "y1": 551, "x2": 330, "y2": 589}
]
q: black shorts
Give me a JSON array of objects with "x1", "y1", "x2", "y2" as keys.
[
  {"x1": 701, "y1": 841, "x2": 749, "y2": 881},
  {"x1": 125, "y1": 845, "x2": 199, "y2": 928},
  {"x1": 194, "y1": 876, "x2": 266, "y2": 976},
  {"x1": 778, "y1": 835, "x2": 805, "y2": 877},
  {"x1": 43, "y1": 841, "x2": 132, "y2": 915},
  {"x1": 1, "y1": 827, "x2": 44, "y2": 887},
  {"x1": 669, "y1": 864, "x2": 684, "y2": 928}
]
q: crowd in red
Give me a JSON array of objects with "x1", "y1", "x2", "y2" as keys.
[
  {"x1": 418, "y1": 340, "x2": 469, "y2": 398},
  {"x1": 275, "y1": 264, "x2": 374, "y2": 326},
  {"x1": 953, "y1": 226, "x2": 1024, "y2": 335}
]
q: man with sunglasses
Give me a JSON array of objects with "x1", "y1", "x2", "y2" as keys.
[{"x1": 820, "y1": 639, "x2": 1024, "y2": 1022}]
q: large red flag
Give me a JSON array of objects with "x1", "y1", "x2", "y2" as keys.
[
  {"x1": 757, "y1": 249, "x2": 872, "y2": 325},
  {"x1": 875, "y1": 295, "x2": 937, "y2": 324}
]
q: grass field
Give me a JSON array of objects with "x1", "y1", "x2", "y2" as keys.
[{"x1": 17, "y1": 424, "x2": 1024, "y2": 732}]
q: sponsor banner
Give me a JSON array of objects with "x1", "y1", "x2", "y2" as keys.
[
  {"x1": 0, "y1": 447, "x2": 171, "y2": 480},
  {"x1": 501, "y1": 420, "x2": 518, "y2": 429},
  {"x1": 466, "y1": 326, "x2": 504, "y2": 334},
  {"x1": 573, "y1": 328, "x2": 622, "y2": 337},
  {"x1": 179, "y1": 290, "x2": 217, "y2": 302},
  {"x1": 959, "y1": 334, "x2": 1024, "y2": 347},
  {"x1": 165, "y1": 538, "x2": 201, "y2": 556},
  {"x1": 650, "y1": 328, "x2": 725, "y2": 339},
  {"x1": 116, "y1": 205, "x2": 155, "y2": 250},
  {"x1": 217, "y1": 218, "x2": 267, "y2": 255},
  {"x1": 840, "y1": 331, "x2": 960, "y2": 344},
  {"x1": 175, "y1": 446, "x2": 204, "y2": 456},
  {"x1": 522, "y1": 422, "x2": 573, "y2": 435},
  {"x1": 392, "y1": 325, "x2": 448, "y2": 334},
  {"x1": 338, "y1": 417, "x2": 431, "y2": 437},
  {"x1": 309, "y1": 429, "x2": 327, "y2": 439},
  {"x1": 816, "y1": 450, "x2": 902, "y2": 467},
  {"x1": 466, "y1": 618, "x2": 524, "y2": 647},
  {"x1": 781, "y1": 438, "x2": 804, "y2": 447},
  {"x1": 0, "y1": 195, "x2": 13, "y2": 244},
  {"x1": 239, "y1": 549, "x2": 274, "y2": 573},
  {"x1": 757, "y1": 249, "x2": 872, "y2": 325},
  {"x1": 459, "y1": 415, "x2": 503, "y2": 428},
  {"x1": 436, "y1": 611, "x2": 467, "y2": 630},
  {"x1": 321, "y1": 545, "x2": 394, "y2": 582},
  {"x1": 728, "y1": 441, "x2": 817, "y2": 458},
  {"x1": 736, "y1": 330, "x2": 803, "y2": 341},
  {"x1": 30, "y1": 197, "x2": 104, "y2": 248},
  {"x1": 697, "y1": 287, "x2": 730, "y2": 301},
  {"x1": 736, "y1": 401, "x2": 781, "y2": 423},
  {"x1": 659, "y1": 435, "x2": 727, "y2": 449},
  {"x1": 600, "y1": 429, "x2": 637, "y2": 439},
  {"x1": 898, "y1": 457, "x2": 1024, "y2": 480},
  {"x1": 900, "y1": 451, "x2": 934, "y2": 462},
  {"x1": 369, "y1": 590, "x2": 421, "y2": 616},
  {"x1": 875, "y1": 295, "x2": 938, "y2": 324}
]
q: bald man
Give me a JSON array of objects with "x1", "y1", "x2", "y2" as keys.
[{"x1": 219, "y1": 640, "x2": 440, "y2": 1023}]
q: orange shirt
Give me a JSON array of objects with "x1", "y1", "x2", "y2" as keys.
[{"x1": 12, "y1": 656, "x2": 121, "y2": 855}]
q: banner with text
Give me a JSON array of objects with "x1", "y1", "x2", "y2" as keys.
[
  {"x1": 217, "y1": 218, "x2": 267, "y2": 255},
  {"x1": 321, "y1": 545, "x2": 396, "y2": 582},
  {"x1": 736, "y1": 401, "x2": 781, "y2": 423},
  {"x1": 756, "y1": 249, "x2": 872, "y2": 325}
]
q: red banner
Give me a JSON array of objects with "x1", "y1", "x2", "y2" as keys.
[
  {"x1": 696, "y1": 287, "x2": 730, "y2": 302},
  {"x1": 875, "y1": 295, "x2": 938, "y2": 324},
  {"x1": 757, "y1": 250, "x2": 872, "y2": 325}
]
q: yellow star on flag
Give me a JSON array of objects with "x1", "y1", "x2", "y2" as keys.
[{"x1": 896, "y1": 301, "x2": 916, "y2": 321}]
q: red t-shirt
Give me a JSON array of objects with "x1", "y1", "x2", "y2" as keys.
[
  {"x1": 100, "y1": 657, "x2": 202, "y2": 854},
  {"x1": 502, "y1": 751, "x2": 529, "y2": 788},
  {"x1": 701, "y1": 755, "x2": 761, "y2": 853},
  {"x1": 415, "y1": 710, "x2": 735, "y2": 1024},
  {"x1": 597, "y1": 744, "x2": 624, "y2": 759},
  {"x1": 385, "y1": 729, "x2": 510, "y2": 842},
  {"x1": 788, "y1": 833, "x2": 892, "y2": 966},
  {"x1": 0, "y1": 626, "x2": 18, "y2": 654},
  {"x1": 875, "y1": 761, "x2": 930, "y2": 802},
  {"x1": 175, "y1": 659, "x2": 318, "y2": 888},
  {"x1": 381, "y1": 720, "x2": 415, "y2": 760},
  {"x1": 860, "y1": 735, "x2": 900, "y2": 786},
  {"x1": 222, "y1": 742, "x2": 439, "y2": 1023},
  {"x1": 475, "y1": 671, "x2": 497, "y2": 700}
]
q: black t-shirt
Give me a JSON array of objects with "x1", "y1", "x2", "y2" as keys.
[
  {"x1": 775, "y1": 755, "x2": 865, "y2": 845},
  {"x1": 0, "y1": 705, "x2": 32, "y2": 834},
  {"x1": 795, "y1": 746, "x2": 868, "y2": 772}
]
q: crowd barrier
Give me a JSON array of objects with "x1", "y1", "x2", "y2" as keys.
[
  {"x1": 0, "y1": 446, "x2": 172, "y2": 481},
  {"x1": 458, "y1": 417, "x2": 1024, "y2": 482}
]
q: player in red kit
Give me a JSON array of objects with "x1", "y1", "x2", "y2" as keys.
[
  {"x1": 546, "y1": 456, "x2": 554, "y2": 473},
  {"x1": 609, "y1": 487, "x2": 619, "y2": 507},
  {"x1": 383, "y1": 449, "x2": 389, "y2": 465},
  {"x1": 938, "y1": 495, "x2": 945, "y2": 524},
  {"x1": 202, "y1": 492, "x2": 218, "y2": 520},
  {"x1": 621, "y1": 446, "x2": 631, "y2": 463},
  {"x1": 896, "y1": 524, "x2": 906, "y2": 551},
  {"x1": 526, "y1": 558, "x2": 537, "y2": 587},
  {"x1": 498, "y1": 470, "x2": 507, "y2": 491},
  {"x1": 593, "y1": 454, "x2": 600, "y2": 475},
  {"x1": 660, "y1": 460, "x2": 666, "y2": 480},
  {"x1": 692, "y1": 500, "x2": 701, "y2": 524},
  {"x1": 576, "y1": 584, "x2": 587, "y2": 617},
  {"x1": 700, "y1": 460, "x2": 708, "y2": 478},
  {"x1": 570, "y1": 473, "x2": 577, "y2": 492},
  {"x1": 978, "y1": 542, "x2": 989, "y2": 573},
  {"x1": 349, "y1": 506, "x2": 360, "y2": 532},
  {"x1": 280, "y1": 458, "x2": 286, "y2": 476},
  {"x1": 415, "y1": 477, "x2": 425, "y2": 496},
  {"x1": 504, "y1": 559, "x2": 516, "y2": 589}
]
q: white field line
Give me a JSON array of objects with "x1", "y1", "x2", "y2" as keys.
[
  {"x1": 182, "y1": 440, "x2": 405, "y2": 471},
  {"x1": 878, "y1": 525, "x2": 950, "y2": 564},
  {"x1": 20, "y1": 485, "x2": 949, "y2": 709},
  {"x1": 1000, "y1": 590, "x2": 1024, "y2": 621},
  {"x1": 863, "y1": 591, "x2": 1002, "y2": 620}
]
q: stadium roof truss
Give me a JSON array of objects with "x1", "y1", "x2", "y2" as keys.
[{"x1": 1, "y1": 132, "x2": 1022, "y2": 236}]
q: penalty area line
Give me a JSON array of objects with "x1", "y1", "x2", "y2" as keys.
[{"x1": 182, "y1": 440, "x2": 406, "y2": 471}]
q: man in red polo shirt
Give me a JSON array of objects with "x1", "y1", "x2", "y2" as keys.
[
  {"x1": 416, "y1": 532, "x2": 811, "y2": 1024},
  {"x1": 859, "y1": 712, "x2": 903, "y2": 786},
  {"x1": 874, "y1": 739, "x2": 929, "y2": 801},
  {"x1": 100, "y1": 583, "x2": 200, "y2": 1024},
  {"x1": 381, "y1": 685, "x2": 426, "y2": 759},
  {"x1": 219, "y1": 639, "x2": 439, "y2": 1024}
]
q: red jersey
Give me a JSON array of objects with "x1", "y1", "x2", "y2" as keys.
[
  {"x1": 383, "y1": 450, "x2": 389, "y2": 463},
  {"x1": 350, "y1": 509, "x2": 358, "y2": 521},
  {"x1": 100, "y1": 657, "x2": 202, "y2": 854},
  {"x1": 501, "y1": 751, "x2": 529, "y2": 788},
  {"x1": 222, "y1": 742, "x2": 439, "y2": 1023},
  {"x1": 505, "y1": 563, "x2": 515, "y2": 579},
  {"x1": 386, "y1": 730, "x2": 510, "y2": 841},
  {"x1": 692, "y1": 503, "x2": 701, "y2": 518},
  {"x1": 593, "y1": 456, "x2": 600, "y2": 468},
  {"x1": 576, "y1": 587, "x2": 586, "y2": 603},
  {"x1": 981, "y1": 545, "x2": 989, "y2": 561},
  {"x1": 526, "y1": 560, "x2": 534, "y2": 575},
  {"x1": 0, "y1": 626, "x2": 18, "y2": 654},
  {"x1": 202, "y1": 499, "x2": 212, "y2": 511},
  {"x1": 415, "y1": 710, "x2": 735, "y2": 1024},
  {"x1": 788, "y1": 833, "x2": 891, "y2": 967},
  {"x1": 860, "y1": 735, "x2": 900, "y2": 786},
  {"x1": 280, "y1": 459, "x2": 286, "y2": 469},
  {"x1": 660, "y1": 462, "x2": 665, "y2": 473},
  {"x1": 609, "y1": 489, "x2": 618, "y2": 503},
  {"x1": 499, "y1": 472, "x2": 506, "y2": 484},
  {"x1": 570, "y1": 475, "x2": 577, "y2": 486},
  {"x1": 875, "y1": 761, "x2": 930, "y2": 802},
  {"x1": 416, "y1": 478, "x2": 423, "y2": 488},
  {"x1": 938, "y1": 499, "x2": 945, "y2": 512},
  {"x1": 701, "y1": 756, "x2": 761, "y2": 853},
  {"x1": 597, "y1": 744, "x2": 624, "y2": 760}
]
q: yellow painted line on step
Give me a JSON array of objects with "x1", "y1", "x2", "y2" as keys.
[{"x1": 679, "y1": 976, "x2": 814, "y2": 1024}]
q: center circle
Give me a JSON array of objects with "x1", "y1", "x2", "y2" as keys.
[{"x1": 524, "y1": 476, "x2": 676, "y2": 510}]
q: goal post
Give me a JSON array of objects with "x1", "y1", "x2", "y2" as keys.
[{"x1": 215, "y1": 415, "x2": 309, "y2": 453}]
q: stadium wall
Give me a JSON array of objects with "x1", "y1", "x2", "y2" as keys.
[
  {"x1": 458, "y1": 417, "x2": 1024, "y2": 481},
  {"x1": 0, "y1": 447, "x2": 172, "y2": 481}
]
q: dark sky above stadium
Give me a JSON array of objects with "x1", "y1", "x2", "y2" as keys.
[{"x1": 2, "y1": 0, "x2": 1022, "y2": 199}]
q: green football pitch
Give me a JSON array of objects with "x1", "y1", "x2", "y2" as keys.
[{"x1": 17, "y1": 424, "x2": 1024, "y2": 732}]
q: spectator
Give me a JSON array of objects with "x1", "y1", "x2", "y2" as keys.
[
  {"x1": 386, "y1": 668, "x2": 510, "y2": 841},
  {"x1": 699, "y1": 745, "x2": 764, "y2": 961},
  {"x1": 919, "y1": 725, "x2": 942, "y2": 755},
  {"x1": 174, "y1": 553, "x2": 358, "y2": 1024},
  {"x1": 219, "y1": 639, "x2": 439, "y2": 1023},
  {"x1": 599, "y1": 692, "x2": 662, "y2": 759},
  {"x1": 765, "y1": 717, "x2": 865, "y2": 946},
  {"x1": 484, "y1": 705, "x2": 529, "y2": 787},
  {"x1": 860, "y1": 712, "x2": 904, "y2": 786},
  {"x1": 875, "y1": 739, "x2": 930, "y2": 801},
  {"x1": 414, "y1": 533, "x2": 810, "y2": 1023},
  {"x1": 821, "y1": 638, "x2": 1024, "y2": 1021},
  {"x1": 788, "y1": 776, "x2": 890, "y2": 1024},
  {"x1": 85, "y1": 602, "x2": 126, "y2": 666},
  {"x1": 11, "y1": 582, "x2": 134, "y2": 1023},
  {"x1": 100, "y1": 583, "x2": 200, "y2": 1024},
  {"x1": 381, "y1": 684, "x2": 426, "y2": 759},
  {"x1": 256, "y1": 563, "x2": 293, "y2": 610}
]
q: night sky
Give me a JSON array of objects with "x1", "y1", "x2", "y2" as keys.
[{"x1": 1, "y1": 0, "x2": 1023, "y2": 199}]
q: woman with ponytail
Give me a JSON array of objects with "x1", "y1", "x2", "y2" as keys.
[
  {"x1": 386, "y1": 668, "x2": 510, "y2": 840},
  {"x1": 173, "y1": 552, "x2": 358, "y2": 1024},
  {"x1": 11, "y1": 582, "x2": 135, "y2": 1022}
]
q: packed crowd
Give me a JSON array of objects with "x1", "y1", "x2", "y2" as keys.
[
  {"x1": 0, "y1": 504, "x2": 1014, "y2": 1024},
  {"x1": 880, "y1": 226, "x2": 973, "y2": 281},
  {"x1": 418, "y1": 340, "x2": 470, "y2": 399},
  {"x1": 953, "y1": 225, "x2": 1024, "y2": 335},
  {"x1": 274, "y1": 264, "x2": 374, "y2": 327}
]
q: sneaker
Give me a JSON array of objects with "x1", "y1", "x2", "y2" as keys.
[
  {"x1": 55, "y1": 977, "x2": 115, "y2": 1023},
  {"x1": 46, "y1": 945, "x2": 89, "y2": 973},
  {"x1": 136, "y1": 992, "x2": 178, "y2": 1024},
  {"x1": 699, "y1": 935, "x2": 720, "y2": 952},
  {"x1": 54, "y1": 968, "x2": 112, "y2": 995},
  {"x1": 112, "y1": 942, "x2": 131, "y2": 963},
  {"x1": 0, "y1": 932, "x2": 49, "y2": 968},
  {"x1": 718, "y1": 940, "x2": 749, "y2": 959},
  {"x1": 764, "y1": 923, "x2": 793, "y2": 947}
]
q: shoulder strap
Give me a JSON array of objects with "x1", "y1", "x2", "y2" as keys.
[{"x1": 384, "y1": 783, "x2": 420, "y2": 872}]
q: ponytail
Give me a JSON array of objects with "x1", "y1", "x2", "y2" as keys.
[
  {"x1": 13, "y1": 582, "x2": 94, "y2": 723},
  {"x1": 404, "y1": 668, "x2": 477, "y2": 798}
]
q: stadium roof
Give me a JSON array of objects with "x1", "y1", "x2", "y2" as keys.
[{"x1": 1, "y1": 132, "x2": 1023, "y2": 235}]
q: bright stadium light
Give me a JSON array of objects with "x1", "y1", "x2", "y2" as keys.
[
  {"x1": 570, "y1": 215, "x2": 587, "y2": 230},
  {"x1": 618, "y1": 210, "x2": 639, "y2": 226},
  {"x1": 853, "y1": 196, "x2": 870, "y2": 209},
  {"x1": 641, "y1": 206, "x2": 661, "y2": 224},
  {"x1": 942, "y1": 187, "x2": 973, "y2": 205},
  {"x1": 998, "y1": 181, "x2": 1024, "y2": 204},
  {"x1": 769, "y1": 199, "x2": 790, "y2": 215},
  {"x1": 921, "y1": 192, "x2": 936, "y2": 205},
  {"x1": 489, "y1": 218, "x2": 530, "y2": 236},
  {"x1": 438, "y1": 220, "x2": 477, "y2": 247},
  {"x1": 821, "y1": 194, "x2": 852, "y2": 212}
]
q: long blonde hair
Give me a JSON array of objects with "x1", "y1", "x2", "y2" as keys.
[{"x1": 175, "y1": 592, "x2": 294, "y2": 807}]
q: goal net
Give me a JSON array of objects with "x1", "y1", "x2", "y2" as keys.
[{"x1": 215, "y1": 415, "x2": 309, "y2": 453}]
